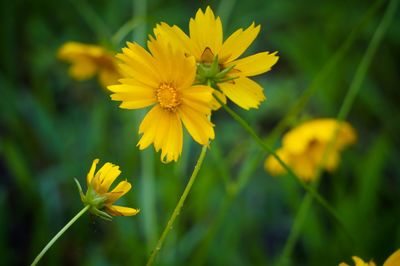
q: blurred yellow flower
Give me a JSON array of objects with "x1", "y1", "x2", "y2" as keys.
[
  {"x1": 108, "y1": 37, "x2": 215, "y2": 163},
  {"x1": 75, "y1": 159, "x2": 139, "y2": 220},
  {"x1": 339, "y1": 249, "x2": 400, "y2": 266},
  {"x1": 154, "y1": 6, "x2": 279, "y2": 110},
  {"x1": 264, "y1": 119, "x2": 357, "y2": 181},
  {"x1": 58, "y1": 42, "x2": 120, "y2": 87}
]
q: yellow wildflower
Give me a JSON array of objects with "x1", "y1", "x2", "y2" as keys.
[
  {"x1": 58, "y1": 42, "x2": 120, "y2": 87},
  {"x1": 339, "y1": 249, "x2": 400, "y2": 266},
  {"x1": 154, "y1": 6, "x2": 279, "y2": 110},
  {"x1": 264, "y1": 119, "x2": 357, "y2": 181},
  {"x1": 75, "y1": 159, "x2": 139, "y2": 220},
  {"x1": 108, "y1": 37, "x2": 215, "y2": 163}
]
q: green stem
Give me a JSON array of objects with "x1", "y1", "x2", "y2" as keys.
[
  {"x1": 146, "y1": 145, "x2": 208, "y2": 266},
  {"x1": 276, "y1": 0, "x2": 398, "y2": 263},
  {"x1": 31, "y1": 205, "x2": 90, "y2": 266},
  {"x1": 214, "y1": 95, "x2": 343, "y2": 226},
  {"x1": 193, "y1": 2, "x2": 383, "y2": 259}
]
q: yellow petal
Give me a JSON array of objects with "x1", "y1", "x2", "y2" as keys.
[
  {"x1": 105, "y1": 180, "x2": 132, "y2": 204},
  {"x1": 181, "y1": 85, "x2": 214, "y2": 114},
  {"x1": 58, "y1": 42, "x2": 104, "y2": 60},
  {"x1": 98, "y1": 68, "x2": 120, "y2": 87},
  {"x1": 384, "y1": 249, "x2": 400, "y2": 266},
  {"x1": 98, "y1": 165, "x2": 121, "y2": 194},
  {"x1": 108, "y1": 84, "x2": 156, "y2": 109},
  {"x1": 218, "y1": 77, "x2": 266, "y2": 110},
  {"x1": 106, "y1": 205, "x2": 140, "y2": 216},
  {"x1": 116, "y1": 42, "x2": 161, "y2": 86},
  {"x1": 189, "y1": 6, "x2": 223, "y2": 61},
  {"x1": 219, "y1": 23, "x2": 260, "y2": 63},
  {"x1": 92, "y1": 162, "x2": 114, "y2": 192},
  {"x1": 137, "y1": 106, "x2": 163, "y2": 150},
  {"x1": 68, "y1": 59, "x2": 98, "y2": 80},
  {"x1": 352, "y1": 256, "x2": 375, "y2": 266},
  {"x1": 210, "y1": 89, "x2": 227, "y2": 110},
  {"x1": 87, "y1": 159, "x2": 99, "y2": 186},
  {"x1": 153, "y1": 22, "x2": 193, "y2": 56},
  {"x1": 178, "y1": 105, "x2": 214, "y2": 145},
  {"x1": 118, "y1": 62, "x2": 159, "y2": 88},
  {"x1": 153, "y1": 109, "x2": 173, "y2": 152},
  {"x1": 159, "y1": 112, "x2": 183, "y2": 163},
  {"x1": 264, "y1": 149, "x2": 289, "y2": 177},
  {"x1": 137, "y1": 105, "x2": 183, "y2": 162},
  {"x1": 282, "y1": 119, "x2": 357, "y2": 154},
  {"x1": 226, "y1": 51, "x2": 279, "y2": 77},
  {"x1": 290, "y1": 152, "x2": 318, "y2": 181},
  {"x1": 146, "y1": 36, "x2": 197, "y2": 88}
]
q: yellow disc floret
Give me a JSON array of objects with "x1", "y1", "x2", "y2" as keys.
[{"x1": 156, "y1": 83, "x2": 181, "y2": 111}]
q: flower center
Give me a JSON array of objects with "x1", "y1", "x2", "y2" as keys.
[{"x1": 156, "y1": 83, "x2": 181, "y2": 111}]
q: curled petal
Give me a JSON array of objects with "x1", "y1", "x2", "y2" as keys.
[
  {"x1": 87, "y1": 159, "x2": 99, "y2": 186},
  {"x1": 106, "y1": 205, "x2": 140, "y2": 216},
  {"x1": 105, "y1": 180, "x2": 132, "y2": 204}
]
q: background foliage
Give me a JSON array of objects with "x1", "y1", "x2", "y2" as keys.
[{"x1": 0, "y1": 0, "x2": 399, "y2": 265}]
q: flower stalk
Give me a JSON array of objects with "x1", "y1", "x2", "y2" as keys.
[
  {"x1": 212, "y1": 92, "x2": 348, "y2": 231},
  {"x1": 31, "y1": 205, "x2": 90, "y2": 266},
  {"x1": 146, "y1": 145, "x2": 208, "y2": 266}
]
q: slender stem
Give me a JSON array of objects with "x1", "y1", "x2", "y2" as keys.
[
  {"x1": 193, "y1": 2, "x2": 383, "y2": 259},
  {"x1": 31, "y1": 205, "x2": 90, "y2": 266},
  {"x1": 146, "y1": 145, "x2": 208, "y2": 266},
  {"x1": 214, "y1": 95, "x2": 344, "y2": 227},
  {"x1": 276, "y1": 0, "x2": 398, "y2": 263}
]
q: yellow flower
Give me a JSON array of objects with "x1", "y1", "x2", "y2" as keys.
[
  {"x1": 108, "y1": 37, "x2": 215, "y2": 163},
  {"x1": 58, "y1": 42, "x2": 120, "y2": 87},
  {"x1": 264, "y1": 119, "x2": 357, "y2": 181},
  {"x1": 75, "y1": 159, "x2": 139, "y2": 220},
  {"x1": 339, "y1": 249, "x2": 400, "y2": 266},
  {"x1": 154, "y1": 6, "x2": 279, "y2": 110}
]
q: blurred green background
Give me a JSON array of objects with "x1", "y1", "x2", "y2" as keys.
[{"x1": 1, "y1": 0, "x2": 400, "y2": 265}]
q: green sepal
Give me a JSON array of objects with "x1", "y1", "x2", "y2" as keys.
[
  {"x1": 74, "y1": 178, "x2": 85, "y2": 203},
  {"x1": 90, "y1": 207, "x2": 113, "y2": 221},
  {"x1": 196, "y1": 55, "x2": 238, "y2": 86}
]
